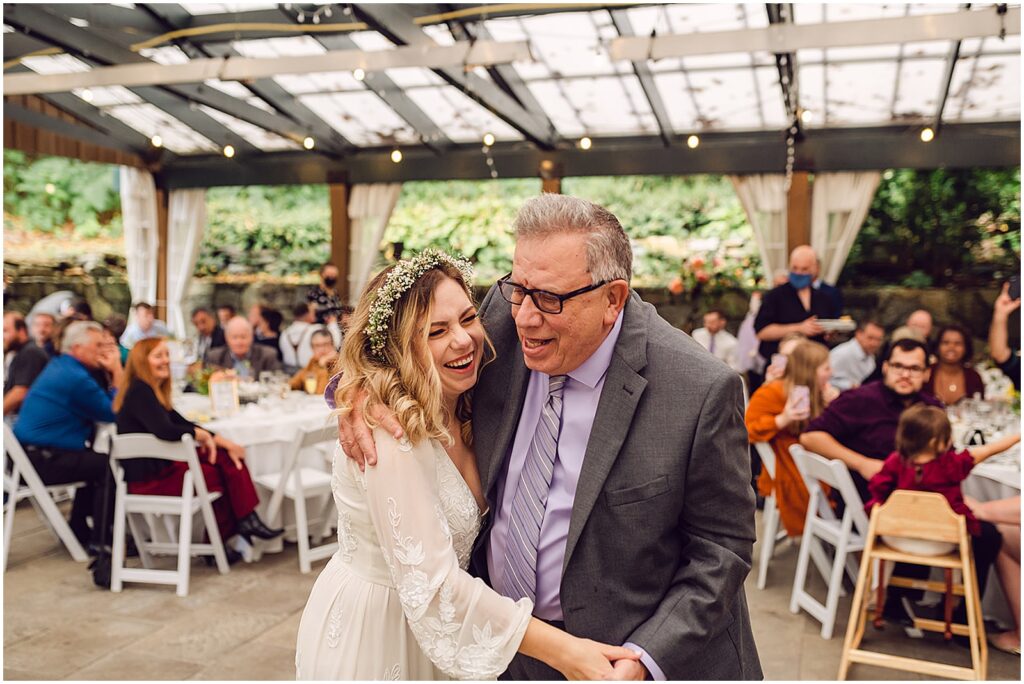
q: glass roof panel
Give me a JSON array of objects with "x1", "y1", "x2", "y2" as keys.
[
  {"x1": 556, "y1": 75, "x2": 654, "y2": 135},
  {"x1": 482, "y1": 17, "x2": 553, "y2": 80},
  {"x1": 950, "y1": 52, "x2": 1020, "y2": 121},
  {"x1": 404, "y1": 86, "x2": 521, "y2": 142},
  {"x1": 182, "y1": 4, "x2": 277, "y2": 15},
  {"x1": 822, "y1": 62, "x2": 898, "y2": 124},
  {"x1": 383, "y1": 67, "x2": 444, "y2": 88},
  {"x1": 298, "y1": 92, "x2": 419, "y2": 146},
  {"x1": 197, "y1": 104, "x2": 297, "y2": 151},
  {"x1": 105, "y1": 103, "x2": 217, "y2": 153},
  {"x1": 274, "y1": 71, "x2": 364, "y2": 95},
  {"x1": 652, "y1": 72, "x2": 700, "y2": 132},
  {"x1": 525, "y1": 80, "x2": 586, "y2": 137},
  {"x1": 198, "y1": 79, "x2": 276, "y2": 113},
  {"x1": 75, "y1": 86, "x2": 140, "y2": 108},
  {"x1": 800, "y1": 63, "x2": 825, "y2": 124},
  {"x1": 517, "y1": 12, "x2": 616, "y2": 78},
  {"x1": 231, "y1": 36, "x2": 326, "y2": 59},
  {"x1": 20, "y1": 53, "x2": 91, "y2": 74},
  {"x1": 825, "y1": 45, "x2": 902, "y2": 62},
  {"x1": 347, "y1": 30, "x2": 396, "y2": 52},
  {"x1": 687, "y1": 67, "x2": 771, "y2": 129},
  {"x1": 138, "y1": 46, "x2": 190, "y2": 65},
  {"x1": 664, "y1": 3, "x2": 754, "y2": 32},
  {"x1": 422, "y1": 23, "x2": 455, "y2": 46},
  {"x1": 893, "y1": 57, "x2": 945, "y2": 120},
  {"x1": 755, "y1": 66, "x2": 790, "y2": 128}
]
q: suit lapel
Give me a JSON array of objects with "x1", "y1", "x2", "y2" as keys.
[
  {"x1": 483, "y1": 347, "x2": 529, "y2": 496},
  {"x1": 562, "y1": 294, "x2": 648, "y2": 574}
]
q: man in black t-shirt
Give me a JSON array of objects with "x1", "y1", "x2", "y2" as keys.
[
  {"x1": 754, "y1": 245, "x2": 833, "y2": 360},
  {"x1": 3, "y1": 312, "x2": 50, "y2": 416}
]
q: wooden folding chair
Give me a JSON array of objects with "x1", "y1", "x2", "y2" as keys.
[
  {"x1": 109, "y1": 433, "x2": 230, "y2": 596},
  {"x1": 3, "y1": 423, "x2": 89, "y2": 570},
  {"x1": 254, "y1": 423, "x2": 338, "y2": 573},
  {"x1": 839, "y1": 490, "x2": 986, "y2": 680}
]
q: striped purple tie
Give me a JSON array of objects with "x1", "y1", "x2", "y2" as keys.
[{"x1": 499, "y1": 374, "x2": 567, "y2": 603}]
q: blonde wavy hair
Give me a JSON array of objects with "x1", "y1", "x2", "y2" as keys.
[
  {"x1": 332, "y1": 262, "x2": 493, "y2": 446},
  {"x1": 781, "y1": 340, "x2": 830, "y2": 434}
]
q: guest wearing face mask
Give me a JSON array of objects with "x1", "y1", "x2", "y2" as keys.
[
  {"x1": 754, "y1": 245, "x2": 834, "y2": 362},
  {"x1": 306, "y1": 263, "x2": 344, "y2": 326}
]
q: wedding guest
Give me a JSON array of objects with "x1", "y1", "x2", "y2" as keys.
[
  {"x1": 3, "y1": 312, "x2": 49, "y2": 416},
  {"x1": 965, "y1": 494, "x2": 1021, "y2": 654},
  {"x1": 191, "y1": 306, "x2": 225, "y2": 361},
  {"x1": 735, "y1": 291, "x2": 765, "y2": 378},
  {"x1": 866, "y1": 405, "x2": 1018, "y2": 630},
  {"x1": 13, "y1": 321, "x2": 121, "y2": 550},
  {"x1": 280, "y1": 303, "x2": 319, "y2": 372},
  {"x1": 864, "y1": 324, "x2": 926, "y2": 385},
  {"x1": 103, "y1": 315, "x2": 130, "y2": 364},
  {"x1": 764, "y1": 333, "x2": 807, "y2": 384},
  {"x1": 204, "y1": 317, "x2": 281, "y2": 378},
  {"x1": 114, "y1": 338, "x2": 282, "y2": 561},
  {"x1": 216, "y1": 304, "x2": 236, "y2": 328},
  {"x1": 29, "y1": 311, "x2": 57, "y2": 357},
  {"x1": 830, "y1": 319, "x2": 885, "y2": 391},
  {"x1": 754, "y1": 245, "x2": 832, "y2": 361},
  {"x1": 65, "y1": 298, "x2": 92, "y2": 321},
  {"x1": 307, "y1": 262, "x2": 344, "y2": 325},
  {"x1": 989, "y1": 282, "x2": 1021, "y2": 390},
  {"x1": 746, "y1": 340, "x2": 834, "y2": 536},
  {"x1": 906, "y1": 309, "x2": 934, "y2": 342},
  {"x1": 812, "y1": 262, "x2": 843, "y2": 319},
  {"x1": 692, "y1": 309, "x2": 739, "y2": 370},
  {"x1": 252, "y1": 305, "x2": 283, "y2": 361},
  {"x1": 923, "y1": 324, "x2": 984, "y2": 405},
  {"x1": 119, "y1": 302, "x2": 170, "y2": 350},
  {"x1": 288, "y1": 329, "x2": 337, "y2": 395}
]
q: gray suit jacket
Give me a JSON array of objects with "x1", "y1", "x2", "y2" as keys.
[
  {"x1": 471, "y1": 288, "x2": 762, "y2": 680},
  {"x1": 203, "y1": 344, "x2": 282, "y2": 375}
]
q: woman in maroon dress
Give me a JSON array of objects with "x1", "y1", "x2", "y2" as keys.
[{"x1": 114, "y1": 338, "x2": 282, "y2": 561}]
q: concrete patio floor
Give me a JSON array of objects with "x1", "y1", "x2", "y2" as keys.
[{"x1": 3, "y1": 502, "x2": 1021, "y2": 680}]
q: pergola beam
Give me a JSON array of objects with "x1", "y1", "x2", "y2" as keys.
[
  {"x1": 610, "y1": 8, "x2": 673, "y2": 146},
  {"x1": 155, "y1": 122, "x2": 1022, "y2": 189},
  {"x1": 933, "y1": 4, "x2": 972, "y2": 133},
  {"x1": 609, "y1": 5, "x2": 1021, "y2": 60},
  {"x1": 355, "y1": 2, "x2": 557, "y2": 148}
]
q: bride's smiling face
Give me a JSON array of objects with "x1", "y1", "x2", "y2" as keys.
[{"x1": 427, "y1": 276, "x2": 485, "y2": 402}]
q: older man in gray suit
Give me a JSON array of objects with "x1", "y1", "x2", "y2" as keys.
[
  {"x1": 204, "y1": 316, "x2": 282, "y2": 378},
  {"x1": 343, "y1": 195, "x2": 760, "y2": 680}
]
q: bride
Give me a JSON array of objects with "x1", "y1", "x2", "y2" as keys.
[{"x1": 295, "y1": 250, "x2": 637, "y2": 680}]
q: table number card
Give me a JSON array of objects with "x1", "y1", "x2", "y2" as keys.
[{"x1": 210, "y1": 377, "x2": 240, "y2": 417}]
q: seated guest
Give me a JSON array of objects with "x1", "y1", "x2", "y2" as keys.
[
  {"x1": 830, "y1": 319, "x2": 885, "y2": 391},
  {"x1": 13, "y1": 321, "x2": 122, "y2": 550},
  {"x1": 253, "y1": 306, "x2": 283, "y2": 361},
  {"x1": 754, "y1": 245, "x2": 833, "y2": 362},
  {"x1": 327, "y1": 304, "x2": 355, "y2": 349},
  {"x1": 280, "y1": 303, "x2": 320, "y2": 372},
  {"x1": 923, "y1": 324, "x2": 984, "y2": 405},
  {"x1": 119, "y1": 302, "x2": 171, "y2": 350},
  {"x1": 906, "y1": 309, "x2": 934, "y2": 343},
  {"x1": 65, "y1": 298, "x2": 93, "y2": 321},
  {"x1": 866, "y1": 405, "x2": 1018, "y2": 629},
  {"x1": 989, "y1": 282, "x2": 1021, "y2": 390},
  {"x1": 29, "y1": 311, "x2": 57, "y2": 357},
  {"x1": 965, "y1": 494, "x2": 1021, "y2": 654},
  {"x1": 216, "y1": 304, "x2": 236, "y2": 328},
  {"x1": 289, "y1": 329, "x2": 338, "y2": 395},
  {"x1": 115, "y1": 338, "x2": 282, "y2": 561},
  {"x1": 863, "y1": 324, "x2": 925, "y2": 385},
  {"x1": 764, "y1": 333, "x2": 807, "y2": 384},
  {"x1": 191, "y1": 307, "x2": 225, "y2": 362},
  {"x1": 103, "y1": 315, "x2": 130, "y2": 364},
  {"x1": 204, "y1": 317, "x2": 282, "y2": 378},
  {"x1": 692, "y1": 309, "x2": 740, "y2": 370},
  {"x1": 3, "y1": 312, "x2": 50, "y2": 416},
  {"x1": 746, "y1": 340, "x2": 834, "y2": 536}
]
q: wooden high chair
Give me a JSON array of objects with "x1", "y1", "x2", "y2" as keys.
[{"x1": 838, "y1": 490, "x2": 986, "y2": 681}]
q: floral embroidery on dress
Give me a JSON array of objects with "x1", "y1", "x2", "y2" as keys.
[
  {"x1": 397, "y1": 437, "x2": 413, "y2": 452},
  {"x1": 338, "y1": 511, "x2": 357, "y2": 562},
  {"x1": 326, "y1": 600, "x2": 344, "y2": 648},
  {"x1": 383, "y1": 663, "x2": 401, "y2": 680}
]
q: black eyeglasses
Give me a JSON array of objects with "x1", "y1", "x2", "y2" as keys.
[{"x1": 497, "y1": 274, "x2": 608, "y2": 314}]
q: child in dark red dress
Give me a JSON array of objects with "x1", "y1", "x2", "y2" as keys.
[{"x1": 866, "y1": 404, "x2": 1020, "y2": 623}]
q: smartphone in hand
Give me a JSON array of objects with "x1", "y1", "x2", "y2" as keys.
[
  {"x1": 1008, "y1": 275, "x2": 1021, "y2": 302},
  {"x1": 770, "y1": 353, "x2": 788, "y2": 373},
  {"x1": 791, "y1": 385, "x2": 811, "y2": 413}
]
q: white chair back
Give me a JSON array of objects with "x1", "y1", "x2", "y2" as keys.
[
  {"x1": 790, "y1": 444, "x2": 870, "y2": 538},
  {"x1": 754, "y1": 441, "x2": 777, "y2": 480},
  {"x1": 264, "y1": 423, "x2": 337, "y2": 524}
]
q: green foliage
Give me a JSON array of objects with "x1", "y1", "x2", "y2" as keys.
[
  {"x1": 3, "y1": 149, "x2": 122, "y2": 236},
  {"x1": 841, "y1": 168, "x2": 1021, "y2": 286}
]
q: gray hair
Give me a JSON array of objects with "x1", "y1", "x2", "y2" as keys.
[
  {"x1": 513, "y1": 194, "x2": 632, "y2": 282},
  {"x1": 62, "y1": 320, "x2": 103, "y2": 350}
]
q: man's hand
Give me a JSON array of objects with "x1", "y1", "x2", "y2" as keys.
[
  {"x1": 857, "y1": 457, "x2": 884, "y2": 481},
  {"x1": 798, "y1": 316, "x2": 825, "y2": 337},
  {"x1": 608, "y1": 658, "x2": 647, "y2": 681},
  {"x1": 318, "y1": 351, "x2": 339, "y2": 368},
  {"x1": 994, "y1": 282, "x2": 1022, "y2": 320},
  {"x1": 337, "y1": 388, "x2": 403, "y2": 470}
]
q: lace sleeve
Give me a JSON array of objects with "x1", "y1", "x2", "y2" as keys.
[{"x1": 363, "y1": 429, "x2": 533, "y2": 679}]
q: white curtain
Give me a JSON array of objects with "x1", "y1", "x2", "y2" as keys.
[
  {"x1": 810, "y1": 171, "x2": 882, "y2": 284},
  {"x1": 166, "y1": 189, "x2": 207, "y2": 338},
  {"x1": 119, "y1": 167, "x2": 159, "y2": 309},
  {"x1": 347, "y1": 182, "x2": 402, "y2": 304},
  {"x1": 729, "y1": 174, "x2": 789, "y2": 281}
]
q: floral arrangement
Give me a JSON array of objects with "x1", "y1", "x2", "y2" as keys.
[
  {"x1": 668, "y1": 238, "x2": 762, "y2": 298},
  {"x1": 187, "y1": 365, "x2": 215, "y2": 396},
  {"x1": 367, "y1": 248, "x2": 474, "y2": 359}
]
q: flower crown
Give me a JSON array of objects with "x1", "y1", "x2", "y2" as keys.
[{"x1": 366, "y1": 249, "x2": 475, "y2": 359}]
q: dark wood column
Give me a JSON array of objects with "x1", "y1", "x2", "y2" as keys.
[
  {"x1": 155, "y1": 188, "x2": 169, "y2": 321},
  {"x1": 328, "y1": 176, "x2": 352, "y2": 303},
  {"x1": 786, "y1": 171, "x2": 811, "y2": 254},
  {"x1": 539, "y1": 160, "x2": 562, "y2": 194}
]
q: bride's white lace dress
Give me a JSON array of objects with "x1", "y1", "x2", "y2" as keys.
[{"x1": 295, "y1": 429, "x2": 533, "y2": 680}]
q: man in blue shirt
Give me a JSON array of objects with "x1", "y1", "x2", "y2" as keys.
[{"x1": 14, "y1": 321, "x2": 123, "y2": 550}]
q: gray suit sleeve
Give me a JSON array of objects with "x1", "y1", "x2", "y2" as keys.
[{"x1": 627, "y1": 370, "x2": 756, "y2": 677}]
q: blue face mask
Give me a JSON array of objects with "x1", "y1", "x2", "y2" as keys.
[{"x1": 788, "y1": 272, "x2": 813, "y2": 290}]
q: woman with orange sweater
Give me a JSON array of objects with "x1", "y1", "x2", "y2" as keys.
[{"x1": 745, "y1": 340, "x2": 836, "y2": 536}]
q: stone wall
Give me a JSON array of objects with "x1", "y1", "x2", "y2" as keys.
[{"x1": 5, "y1": 259, "x2": 1016, "y2": 354}]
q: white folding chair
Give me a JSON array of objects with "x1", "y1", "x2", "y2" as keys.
[
  {"x1": 3, "y1": 423, "x2": 90, "y2": 570},
  {"x1": 109, "y1": 433, "x2": 229, "y2": 596},
  {"x1": 789, "y1": 444, "x2": 872, "y2": 638},
  {"x1": 255, "y1": 424, "x2": 338, "y2": 573},
  {"x1": 754, "y1": 441, "x2": 789, "y2": 589}
]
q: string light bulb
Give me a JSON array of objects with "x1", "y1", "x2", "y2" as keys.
[
  {"x1": 800, "y1": 109, "x2": 813, "y2": 124},
  {"x1": 353, "y1": 68, "x2": 365, "y2": 81},
  {"x1": 303, "y1": 136, "x2": 315, "y2": 150},
  {"x1": 579, "y1": 136, "x2": 592, "y2": 150},
  {"x1": 223, "y1": 144, "x2": 235, "y2": 158},
  {"x1": 483, "y1": 132, "x2": 495, "y2": 147},
  {"x1": 920, "y1": 127, "x2": 935, "y2": 143},
  {"x1": 80, "y1": 88, "x2": 94, "y2": 103},
  {"x1": 151, "y1": 135, "x2": 163, "y2": 148},
  {"x1": 687, "y1": 135, "x2": 700, "y2": 149},
  {"x1": 391, "y1": 149, "x2": 403, "y2": 163}
]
